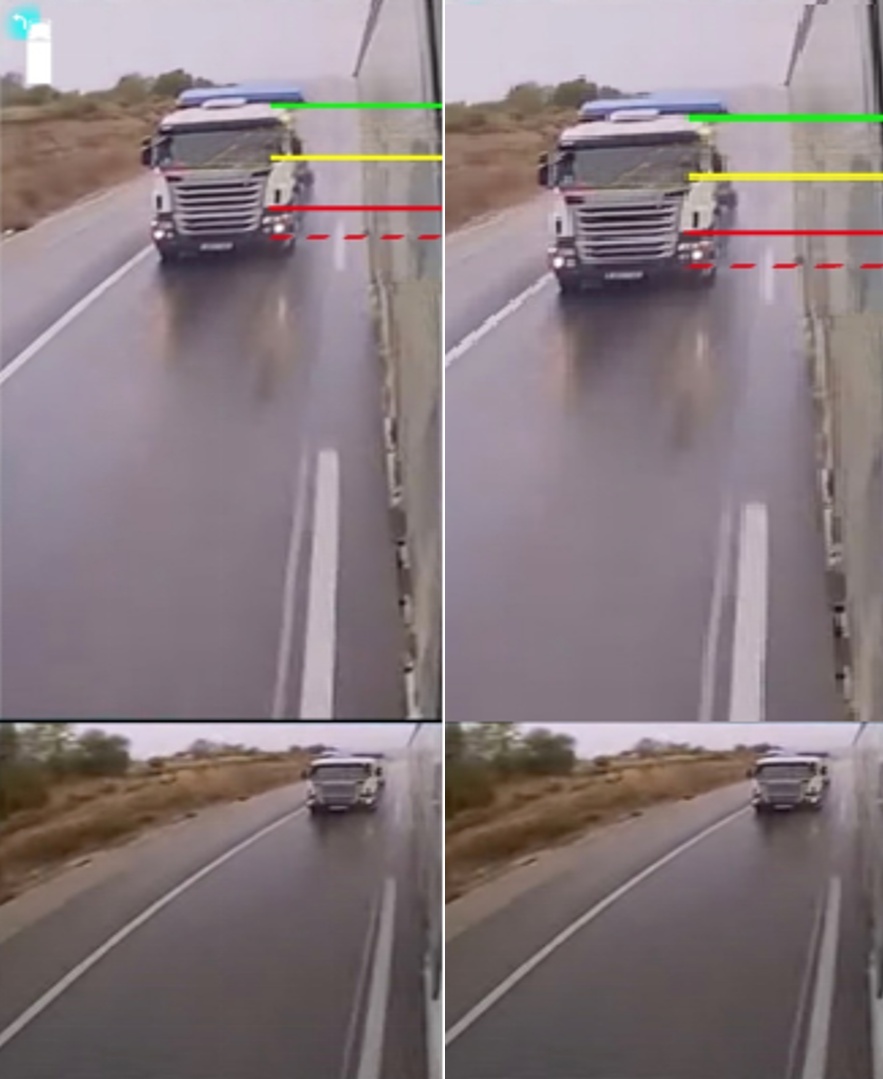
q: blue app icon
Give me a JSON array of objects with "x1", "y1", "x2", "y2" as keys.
[{"x1": 6, "y1": 5, "x2": 42, "y2": 41}]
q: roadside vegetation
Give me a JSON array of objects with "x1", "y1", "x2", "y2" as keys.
[
  {"x1": 0, "y1": 723, "x2": 316, "y2": 905},
  {"x1": 446, "y1": 724, "x2": 774, "y2": 901},
  {"x1": 445, "y1": 77, "x2": 629, "y2": 230},
  {"x1": 0, "y1": 69, "x2": 216, "y2": 233}
]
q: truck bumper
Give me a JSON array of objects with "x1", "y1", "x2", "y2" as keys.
[
  {"x1": 548, "y1": 243, "x2": 717, "y2": 290},
  {"x1": 151, "y1": 220, "x2": 298, "y2": 260}
]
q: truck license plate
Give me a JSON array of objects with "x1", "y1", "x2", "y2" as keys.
[
  {"x1": 605, "y1": 271, "x2": 644, "y2": 280},
  {"x1": 199, "y1": 242, "x2": 233, "y2": 252}
]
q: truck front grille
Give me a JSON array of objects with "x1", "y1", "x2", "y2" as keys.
[
  {"x1": 170, "y1": 174, "x2": 266, "y2": 236},
  {"x1": 316, "y1": 782, "x2": 359, "y2": 807},
  {"x1": 574, "y1": 194, "x2": 682, "y2": 264},
  {"x1": 762, "y1": 782, "x2": 802, "y2": 804}
]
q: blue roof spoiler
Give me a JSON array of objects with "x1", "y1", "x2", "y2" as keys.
[
  {"x1": 176, "y1": 83, "x2": 306, "y2": 108},
  {"x1": 579, "y1": 92, "x2": 729, "y2": 121}
]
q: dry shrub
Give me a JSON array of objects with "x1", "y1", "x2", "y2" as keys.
[{"x1": 0, "y1": 755, "x2": 309, "y2": 905}]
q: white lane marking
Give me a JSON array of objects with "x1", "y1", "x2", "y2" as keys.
[
  {"x1": 0, "y1": 807, "x2": 305, "y2": 1054},
  {"x1": 445, "y1": 273, "x2": 552, "y2": 368},
  {"x1": 727, "y1": 501, "x2": 769, "y2": 722},
  {"x1": 334, "y1": 219, "x2": 346, "y2": 273},
  {"x1": 298, "y1": 448, "x2": 340, "y2": 719},
  {"x1": 786, "y1": 890, "x2": 828, "y2": 1079},
  {"x1": 0, "y1": 245, "x2": 153, "y2": 389},
  {"x1": 271, "y1": 452, "x2": 311, "y2": 719},
  {"x1": 761, "y1": 249, "x2": 775, "y2": 305},
  {"x1": 801, "y1": 876, "x2": 842, "y2": 1079},
  {"x1": 446, "y1": 805, "x2": 748, "y2": 1044},
  {"x1": 356, "y1": 877, "x2": 397, "y2": 1079},
  {"x1": 340, "y1": 889, "x2": 383, "y2": 1079},
  {"x1": 698, "y1": 500, "x2": 735, "y2": 722}
]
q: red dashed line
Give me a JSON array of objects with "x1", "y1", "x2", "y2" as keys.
[
  {"x1": 269, "y1": 234, "x2": 293, "y2": 241},
  {"x1": 381, "y1": 234, "x2": 405, "y2": 240},
  {"x1": 418, "y1": 233, "x2": 441, "y2": 240},
  {"x1": 689, "y1": 261, "x2": 877, "y2": 272},
  {"x1": 307, "y1": 233, "x2": 330, "y2": 240},
  {"x1": 345, "y1": 233, "x2": 368, "y2": 240}
]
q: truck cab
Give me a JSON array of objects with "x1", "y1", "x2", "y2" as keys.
[
  {"x1": 749, "y1": 754, "x2": 829, "y2": 813},
  {"x1": 540, "y1": 111, "x2": 722, "y2": 294},
  {"x1": 141, "y1": 84, "x2": 309, "y2": 263},
  {"x1": 306, "y1": 756, "x2": 383, "y2": 815}
]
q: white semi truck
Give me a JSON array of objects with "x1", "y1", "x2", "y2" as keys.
[
  {"x1": 539, "y1": 94, "x2": 735, "y2": 295},
  {"x1": 140, "y1": 83, "x2": 312, "y2": 264},
  {"x1": 748, "y1": 753, "x2": 830, "y2": 812}
]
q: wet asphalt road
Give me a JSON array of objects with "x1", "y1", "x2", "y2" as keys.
[
  {"x1": 0, "y1": 110, "x2": 406, "y2": 719},
  {"x1": 446, "y1": 763, "x2": 871, "y2": 1079},
  {"x1": 0, "y1": 768, "x2": 429, "y2": 1079},
  {"x1": 445, "y1": 95, "x2": 842, "y2": 722}
]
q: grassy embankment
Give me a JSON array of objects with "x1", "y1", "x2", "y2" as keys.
[
  {"x1": 0, "y1": 71, "x2": 215, "y2": 232},
  {"x1": 445, "y1": 78, "x2": 629, "y2": 231},
  {"x1": 0, "y1": 752, "x2": 309, "y2": 906},
  {"x1": 446, "y1": 743, "x2": 754, "y2": 902}
]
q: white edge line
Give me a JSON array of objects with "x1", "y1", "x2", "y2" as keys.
[
  {"x1": 339, "y1": 890, "x2": 384, "y2": 1079},
  {"x1": 800, "y1": 876, "x2": 842, "y2": 1079},
  {"x1": 445, "y1": 804, "x2": 748, "y2": 1045},
  {"x1": 445, "y1": 273, "x2": 552, "y2": 368},
  {"x1": 0, "y1": 806, "x2": 305, "y2": 1054},
  {"x1": 271, "y1": 452, "x2": 311, "y2": 718},
  {"x1": 298, "y1": 448, "x2": 340, "y2": 719},
  {"x1": 356, "y1": 877, "x2": 397, "y2": 1079},
  {"x1": 698, "y1": 500, "x2": 734, "y2": 722},
  {"x1": 0, "y1": 245, "x2": 153, "y2": 389},
  {"x1": 727, "y1": 501, "x2": 769, "y2": 723}
]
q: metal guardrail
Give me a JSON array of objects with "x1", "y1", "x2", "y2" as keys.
[
  {"x1": 355, "y1": 0, "x2": 441, "y2": 720},
  {"x1": 787, "y1": 0, "x2": 883, "y2": 723}
]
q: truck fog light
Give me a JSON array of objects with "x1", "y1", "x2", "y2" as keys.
[{"x1": 552, "y1": 255, "x2": 565, "y2": 269}]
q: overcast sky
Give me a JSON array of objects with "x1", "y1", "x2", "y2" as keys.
[
  {"x1": 1, "y1": 0, "x2": 370, "y2": 91},
  {"x1": 446, "y1": 0, "x2": 807, "y2": 102},
  {"x1": 511, "y1": 723, "x2": 861, "y2": 756},
  {"x1": 62, "y1": 722, "x2": 421, "y2": 756}
]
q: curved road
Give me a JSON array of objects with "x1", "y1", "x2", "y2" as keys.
[
  {"x1": 0, "y1": 767, "x2": 430, "y2": 1079},
  {"x1": 445, "y1": 91, "x2": 842, "y2": 722},
  {"x1": 1, "y1": 109, "x2": 406, "y2": 719},
  {"x1": 446, "y1": 763, "x2": 871, "y2": 1079}
]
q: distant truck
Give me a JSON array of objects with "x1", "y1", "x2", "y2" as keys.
[
  {"x1": 140, "y1": 83, "x2": 312, "y2": 264},
  {"x1": 538, "y1": 93, "x2": 735, "y2": 295},
  {"x1": 305, "y1": 755, "x2": 384, "y2": 815},
  {"x1": 748, "y1": 753, "x2": 830, "y2": 812}
]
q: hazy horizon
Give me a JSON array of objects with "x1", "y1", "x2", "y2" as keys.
[{"x1": 14, "y1": 722, "x2": 425, "y2": 756}]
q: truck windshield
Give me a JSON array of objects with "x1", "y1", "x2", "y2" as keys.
[
  {"x1": 311, "y1": 764, "x2": 371, "y2": 781},
  {"x1": 557, "y1": 141, "x2": 702, "y2": 188},
  {"x1": 156, "y1": 125, "x2": 284, "y2": 169},
  {"x1": 756, "y1": 763, "x2": 815, "y2": 780}
]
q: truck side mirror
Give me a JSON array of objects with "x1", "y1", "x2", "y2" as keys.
[
  {"x1": 537, "y1": 152, "x2": 549, "y2": 188},
  {"x1": 140, "y1": 139, "x2": 152, "y2": 167}
]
